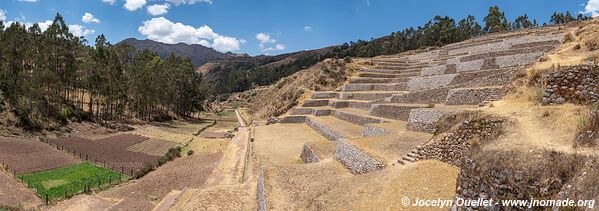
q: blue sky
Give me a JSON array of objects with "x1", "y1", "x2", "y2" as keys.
[{"x1": 0, "y1": 0, "x2": 597, "y2": 55}]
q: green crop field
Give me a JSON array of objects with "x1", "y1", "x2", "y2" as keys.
[{"x1": 19, "y1": 162, "x2": 129, "y2": 201}]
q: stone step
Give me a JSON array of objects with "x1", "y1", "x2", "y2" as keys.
[
  {"x1": 444, "y1": 86, "x2": 505, "y2": 105},
  {"x1": 406, "y1": 105, "x2": 478, "y2": 133},
  {"x1": 397, "y1": 159, "x2": 413, "y2": 165},
  {"x1": 358, "y1": 72, "x2": 420, "y2": 78},
  {"x1": 374, "y1": 65, "x2": 429, "y2": 71},
  {"x1": 349, "y1": 77, "x2": 411, "y2": 84},
  {"x1": 363, "y1": 121, "x2": 406, "y2": 137},
  {"x1": 331, "y1": 108, "x2": 390, "y2": 126},
  {"x1": 340, "y1": 83, "x2": 407, "y2": 92},
  {"x1": 369, "y1": 103, "x2": 432, "y2": 121},
  {"x1": 402, "y1": 156, "x2": 416, "y2": 162},
  {"x1": 359, "y1": 68, "x2": 422, "y2": 74},
  {"x1": 339, "y1": 91, "x2": 407, "y2": 101}
]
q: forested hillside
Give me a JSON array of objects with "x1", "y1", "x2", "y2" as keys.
[{"x1": 0, "y1": 14, "x2": 205, "y2": 130}]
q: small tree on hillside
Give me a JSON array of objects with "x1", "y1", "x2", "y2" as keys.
[
  {"x1": 512, "y1": 14, "x2": 534, "y2": 29},
  {"x1": 483, "y1": 6, "x2": 511, "y2": 33}
]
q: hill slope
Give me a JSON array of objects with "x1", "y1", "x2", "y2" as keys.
[{"x1": 120, "y1": 38, "x2": 247, "y2": 68}]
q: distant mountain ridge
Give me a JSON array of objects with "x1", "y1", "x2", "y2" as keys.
[{"x1": 120, "y1": 38, "x2": 248, "y2": 68}]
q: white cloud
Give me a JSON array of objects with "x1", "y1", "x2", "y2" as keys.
[
  {"x1": 82, "y1": 12, "x2": 100, "y2": 24},
  {"x1": 18, "y1": 0, "x2": 37, "y2": 2},
  {"x1": 166, "y1": 0, "x2": 212, "y2": 5},
  {"x1": 138, "y1": 17, "x2": 244, "y2": 52},
  {"x1": 303, "y1": 26, "x2": 312, "y2": 31},
  {"x1": 69, "y1": 24, "x2": 95, "y2": 37},
  {"x1": 0, "y1": 9, "x2": 6, "y2": 22},
  {"x1": 275, "y1": 44, "x2": 285, "y2": 50},
  {"x1": 256, "y1": 33, "x2": 275, "y2": 44},
  {"x1": 147, "y1": 3, "x2": 171, "y2": 16},
  {"x1": 256, "y1": 32, "x2": 285, "y2": 52},
  {"x1": 124, "y1": 0, "x2": 147, "y2": 11},
  {"x1": 102, "y1": 0, "x2": 117, "y2": 4},
  {"x1": 37, "y1": 20, "x2": 53, "y2": 31},
  {"x1": 584, "y1": 0, "x2": 599, "y2": 17}
]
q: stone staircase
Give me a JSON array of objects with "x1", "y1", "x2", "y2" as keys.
[{"x1": 281, "y1": 26, "x2": 565, "y2": 174}]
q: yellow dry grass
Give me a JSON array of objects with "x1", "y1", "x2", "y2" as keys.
[{"x1": 252, "y1": 124, "x2": 459, "y2": 210}]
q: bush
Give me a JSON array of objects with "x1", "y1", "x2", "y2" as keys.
[{"x1": 58, "y1": 106, "x2": 74, "y2": 125}]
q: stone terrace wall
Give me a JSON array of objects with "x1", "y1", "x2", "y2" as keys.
[
  {"x1": 335, "y1": 140, "x2": 385, "y2": 174},
  {"x1": 456, "y1": 151, "x2": 585, "y2": 210},
  {"x1": 414, "y1": 116, "x2": 505, "y2": 166},
  {"x1": 542, "y1": 64, "x2": 599, "y2": 105}
]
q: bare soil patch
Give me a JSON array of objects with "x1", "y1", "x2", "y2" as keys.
[
  {"x1": 47, "y1": 134, "x2": 159, "y2": 175},
  {"x1": 0, "y1": 137, "x2": 80, "y2": 174},
  {"x1": 126, "y1": 139, "x2": 177, "y2": 156},
  {"x1": 0, "y1": 171, "x2": 42, "y2": 210},
  {"x1": 96, "y1": 152, "x2": 223, "y2": 210}
]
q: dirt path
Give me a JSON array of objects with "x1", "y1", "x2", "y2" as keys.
[
  {"x1": 483, "y1": 98, "x2": 599, "y2": 155},
  {"x1": 203, "y1": 127, "x2": 249, "y2": 186}
]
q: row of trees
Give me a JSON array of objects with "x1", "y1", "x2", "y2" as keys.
[
  {"x1": 342, "y1": 6, "x2": 590, "y2": 57},
  {"x1": 0, "y1": 14, "x2": 205, "y2": 129}
]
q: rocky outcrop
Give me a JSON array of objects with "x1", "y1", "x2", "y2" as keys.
[{"x1": 542, "y1": 64, "x2": 599, "y2": 105}]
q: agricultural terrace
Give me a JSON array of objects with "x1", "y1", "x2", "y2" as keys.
[
  {"x1": 47, "y1": 134, "x2": 160, "y2": 175},
  {"x1": 0, "y1": 137, "x2": 80, "y2": 175},
  {"x1": 18, "y1": 162, "x2": 127, "y2": 202}
]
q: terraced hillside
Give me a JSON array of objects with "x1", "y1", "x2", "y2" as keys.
[{"x1": 280, "y1": 26, "x2": 564, "y2": 173}]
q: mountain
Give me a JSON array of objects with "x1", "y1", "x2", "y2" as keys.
[
  {"x1": 120, "y1": 38, "x2": 248, "y2": 68},
  {"x1": 200, "y1": 46, "x2": 345, "y2": 94}
]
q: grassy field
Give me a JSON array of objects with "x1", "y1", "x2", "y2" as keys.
[{"x1": 19, "y1": 162, "x2": 128, "y2": 201}]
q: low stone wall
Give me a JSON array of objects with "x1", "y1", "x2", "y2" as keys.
[
  {"x1": 362, "y1": 124, "x2": 398, "y2": 137},
  {"x1": 406, "y1": 109, "x2": 450, "y2": 133},
  {"x1": 305, "y1": 117, "x2": 346, "y2": 141},
  {"x1": 332, "y1": 110, "x2": 385, "y2": 126},
  {"x1": 542, "y1": 64, "x2": 599, "y2": 105},
  {"x1": 456, "y1": 151, "x2": 585, "y2": 210},
  {"x1": 257, "y1": 167, "x2": 267, "y2": 211},
  {"x1": 390, "y1": 87, "x2": 450, "y2": 104},
  {"x1": 311, "y1": 92, "x2": 339, "y2": 99},
  {"x1": 444, "y1": 87, "x2": 505, "y2": 105},
  {"x1": 370, "y1": 104, "x2": 427, "y2": 121},
  {"x1": 414, "y1": 116, "x2": 505, "y2": 166},
  {"x1": 407, "y1": 74, "x2": 458, "y2": 92},
  {"x1": 335, "y1": 140, "x2": 385, "y2": 174},
  {"x1": 278, "y1": 115, "x2": 307, "y2": 123},
  {"x1": 300, "y1": 143, "x2": 320, "y2": 163},
  {"x1": 302, "y1": 99, "x2": 330, "y2": 107}
]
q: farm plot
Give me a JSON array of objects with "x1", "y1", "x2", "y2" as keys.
[
  {"x1": 126, "y1": 139, "x2": 178, "y2": 156},
  {"x1": 19, "y1": 162, "x2": 127, "y2": 201},
  {"x1": 47, "y1": 134, "x2": 160, "y2": 175},
  {"x1": 0, "y1": 137, "x2": 80, "y2": 174}
]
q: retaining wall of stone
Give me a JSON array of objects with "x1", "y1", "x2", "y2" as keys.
[
  {"x1": 444, "y1": 87, "x2": 505, "y2": 105},
  {"x1": 406, "y1": 109, "x2": 450, "y2": 133},
  {"x1": 335, "y1": 140, "x2": 385, "y2": 174},
  {"x1": 300, "y1": 144, "x2": 320, "y2": 163},
  {"x1": 305, "y1": 117, "x2": 346, "y2": 141},
  {"x1": 542, "y1": 64, "x2": 599, "y2": 105},
  {"x1": 257, "y1": 167, "x2": 267, "y2": 211},
  {"x1": 278, "y1": 116, "x2": 307, "y2": 123},
  {"x1": 362, "y1": 124, "x2": 398, "y2": 137},
  {"x1": 332, "y1": 110, "x2": 386, "y2": 126},
  {"x1": 407, "y1": 74, "x2": 457, "y2": 91}
]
